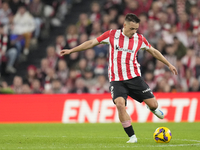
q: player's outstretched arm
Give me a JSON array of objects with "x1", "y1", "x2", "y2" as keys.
[
  {"x1": 146, "y1": 46, "x2": 178, "y2": 75},
  {"x1": 60, "y1": 39, "x2": 100, "y2": 56}
]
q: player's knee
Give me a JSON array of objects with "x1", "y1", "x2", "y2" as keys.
[
  {"x1": 149, "y1": 101, "x2": 158, "y2": 110},
  {"x1": 114, "y1": 98, "x2": 126, "y2": 110}
]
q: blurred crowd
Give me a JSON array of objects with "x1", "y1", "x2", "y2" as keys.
[
  {"x1": 1, "y1": 0, "x2": 200, "y2": 94},
  {"x1": 0, "y1": 0, "x2": 71, "y2": 74}
]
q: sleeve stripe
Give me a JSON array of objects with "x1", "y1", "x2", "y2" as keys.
[
  {"x1": 97, "y1": 30, "x2": 110, "y2": 43},
  {"x1": 143, "y1": 36, "x2": 151, "y2": 48}
]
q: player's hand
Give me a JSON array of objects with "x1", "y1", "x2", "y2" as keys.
[
  {"x1": 60, "y1": 49, "x2": 72, "y2": 56},
  {"x1": 168, "y1": 64, "x2": 178, "y2": 75}
]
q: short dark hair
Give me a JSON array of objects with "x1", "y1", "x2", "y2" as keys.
[{"x1": 125, "y1": 13, "x2": 140, "y2": 23}]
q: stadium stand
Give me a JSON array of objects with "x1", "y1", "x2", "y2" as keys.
[{"x1": 1, "y1": 0, "x2": 200, "y2": 94}]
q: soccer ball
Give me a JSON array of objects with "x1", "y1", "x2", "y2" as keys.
[{"x1": 153, "y1": 127, "x2": 172, "y2": 143}]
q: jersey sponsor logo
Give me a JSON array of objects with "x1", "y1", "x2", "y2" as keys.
[{"x1": 115, "y1": 45, "x2": 134, "y2": 53}]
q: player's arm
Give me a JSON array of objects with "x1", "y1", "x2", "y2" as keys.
[
  {"x1": 146, "y1": 46, "x2": 178, "y2": 75},
  {"x1": 60, "y1": 38, "x2": 100, "y2": 56}
]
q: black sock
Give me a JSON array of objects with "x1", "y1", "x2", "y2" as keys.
[{"x1": 124, "y1": 125, "x2": 135, "y2": 137}]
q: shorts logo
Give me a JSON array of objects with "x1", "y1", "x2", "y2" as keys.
[
  {"x1": 142, "y1": 88, "x2": 152, "y2": 93},
  {"x1": 110, "y1": 86, "x2": 114, "y2": 98}
]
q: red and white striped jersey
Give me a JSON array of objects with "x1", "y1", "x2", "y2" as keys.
[{"x1": 97, "y1": 29, "x2": 151, "y2": 82}]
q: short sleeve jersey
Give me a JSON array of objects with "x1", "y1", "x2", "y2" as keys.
[{"x1": 97, "y1": 29, "x2": 151, "y2": 82}]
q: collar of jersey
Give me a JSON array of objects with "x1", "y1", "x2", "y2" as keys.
[{"x1": 121, "y1": 28, "x2": 134, "y2": 39}]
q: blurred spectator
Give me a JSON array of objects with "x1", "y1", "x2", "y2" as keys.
[
  {"x1": 140, "y1": 50, "x2": 154, "y2": 73},
  {"x1": 103, "y1": 0, "x2": 122, "y2": 13},
  {"x1": 158, "y1": 0, "x2": 174, "y2": 11},
  {"x1": 138, "y1": 0, "x2": 153, "y2": 14},
  {"x1": 181, "y1": 48, "x2": 196, "y2": 70},
  {"x1": 188, "y1": 78, "x2": 200, "y2": 92},
  {"x1": 144, "y1": 21, "x2": 161, "y2": 47},
  {"x1": 108, "y1": 7, "x2": 118, "y2": 22},
  {"x1": 154, "y1": 78, "x2": 168, "y2": 92},
  {"x1": 12, "y1": 5, "x2": 36, "y2": 55},
  {"x1": 76, "y1": 13, "x2": 92, "y2": 35},
  {"x1": 164, "y1": 44, "x2": 177, "y2": 67},
  {"x1": 90, "y1": 1, "x2": 101, "y2": 22},
  {"x1": 123, "y1": 0, "x2": 141, "y2": 16},
  {"x1": 175, "y1": 0, "x2": 186, "y2": 17},
  {"x1": 79, "y1": 33, "x2": 88, "y2": 44},
  {"x1": 90, "y1": 75, "x2": 109, "y2": 93},
  {"x1": 0, "y1": 81, "x2": 14, "y2": 94},
  {"x1": 77, "y1": 58, "x2": 87, "y2": 74},
  {"x1": 51, "y1": 79, "x2": 67, "y2": 93},
  {"x1": 9, "y1": 0, "x2": 24, "y2": 15},
  {"x1": 46, "y1": 45, "x2": 58, "y2": 69},
  {"x1": 23, "y1": 65, "x2": 38, "y2": 86},
  {"x1": 161, "y1": 23, "x2": 174, "y2": 45},
  {"x1": 54, "y1": 0, "x2": 68, "y2": 22},
  {"x1": 65, "y1": 68, "x2": 81, "y2": 92},
  {"x1": 176, "y1": 58, "x2": 186, "y2": 80},
  {"x1": 158, "y1": 11, "x2": 168, "y2": 28},
  {"x1": 154, "y1": 60, "x2": 166, "y2": 83},
  {"x1": 44, "y1": 67, "x2": 57, "y2": 91},
  {"x1": 109, "y1": 22, "x2": 118, "y2": 30},
  {"x1": 148, "y1": 1, "x2": 160, "y2": 21},
  {"x1": 56, "y1": 59, "x2": 69, "y2": 84},
  {"x1": 180, "y1": 68, "x2": 196, "y2": 92},
  {"x1": 94, "y1": 55, "x2": 108, "y2": 76},
  {"x1": 89, "y1": 21, "x2": 102, "y2": 39},
  {"x1": 166, "y1": 5, "x2": 176, "y2": 25},
  {"x1": 194, "y1": 34, "x2": 200, "y2": 57},
  {"x1": 163, "y1": 68, "x2": 177, "y2": 88},
  {"x1": 70, "y1": 77, "x2": 89, "y2": 94},
  {"x1": 82, "y1": 67, "x2": 96, "y2": 91},
  {"x1": 28, "y1": 0, "x2": 45, "y2": 40},
  {"x1": 102, "y1": 14, "x2": 110, "y2": 32},
  {"x1": 11, "y1": 75, "x2": 23, "y2": 94},
  {"x1": 0, "y1": 2, "x2": 12, "y2": 26},
  {"x1": 66, "y1": 24, "x2": 78, "y2": 48},
  {"x1": 144, "y1": 71, "x2": 156, "y2": 91},
  {"x1": 155, "y1": 39, "x2": 166, "y2": 53},
  {"x1": 117, "y1": 14, "x2": 125, "y2": 29},
  {"x1": 37, "y1": 58, "x2": 48, "y2": 86},
  {"x1": 0, "y1": 24, "x2": 18, "y2": 74},
  {"x1": 176, "y1": 12, "x2": 190, "y2": 32},
  {"x1": 138, "y1": 13, "x2": 148, "y2": 35},
  {"x1": 188, "y1": 4, "x2": 198, "y2": 23},
  {"x1": 173, "y1": 37, "x2": 187, "y2": 59},
  {"x1": 186, "y1": 28, "x2": 196, "y2": 48},
  {"x1": 162, "y1": 83, "x2": 172, "y2": 92},
  {"x1": 84, "y1": 48, "x2": 95, "y2": 69},
  {"x1": 32, "y1": 79, "x2": 43, "y2": 93},
  {"x1": 195, "y1": 57, "x2": 200, "y2": 82},
  {"x1": 55, "y1": 35, "x2": 66, "y2": 57},
  {"x1": 21, "y1": 83, "x2": 32, "y2": 94},
  {"x1": 65, "y1": 51, "x2": 80, "y2": 69}
]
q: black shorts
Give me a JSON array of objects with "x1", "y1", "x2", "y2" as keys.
[{"x1": 110, "y1": 77, "x2": 154, "y2": 105}]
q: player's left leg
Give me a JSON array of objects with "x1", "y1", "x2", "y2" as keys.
[{"x1": 143, "y1": 97, "x2": 164, "y2": 119}]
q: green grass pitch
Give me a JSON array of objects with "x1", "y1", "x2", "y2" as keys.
[{"x1": 0, "y1": 123, "x2": 200, "y2": 150}]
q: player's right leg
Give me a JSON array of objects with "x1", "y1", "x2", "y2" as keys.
[
  {"x1": 144, "y1": 97, "x2": 164, "y2": 119},
  {"x1": 110, "y1": 81, "x2": 137, "y2": 143},
  {"x1": 114, "y1": 97, "x2": 137, "y2": 143}
]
